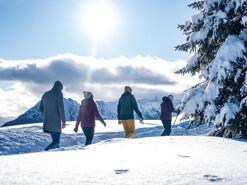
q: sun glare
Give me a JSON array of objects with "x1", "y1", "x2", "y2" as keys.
[{"x1": 82, "y1": 1, "x2": 117, "y2": 40}]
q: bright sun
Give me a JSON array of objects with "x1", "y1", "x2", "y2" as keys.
[{"x1": 82, "y1": 0, "x2": 117, "y2": 40}]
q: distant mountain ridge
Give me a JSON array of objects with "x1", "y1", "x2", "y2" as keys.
[
  {"x1": 2, "y1": 97, "x2": 180, "y2": 127},
  {"x1": 0, "y1": 116, "x2": 16, "y2": 127},
  {"x1": 2, "y1": 98, "x2": 80, "y2": 127}
]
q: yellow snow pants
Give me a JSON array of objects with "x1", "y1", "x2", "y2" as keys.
[{"x1": 121, "y1": 119, "x2": 135, "y2": 139}]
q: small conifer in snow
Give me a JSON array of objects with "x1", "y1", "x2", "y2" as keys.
[{"x1": 176, "y1": 0, "x2": 247, "y2": 139}]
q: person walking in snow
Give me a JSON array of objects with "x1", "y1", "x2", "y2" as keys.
[
  {"x1": 160, "y1": 94, "x2": 179, "y2": 136},
  {"x1": 117, "y1": 86, "x2": 143, "y2": 139},
  {"x1": 73, "y1": 91, "x2": 106, "y2": 146},
  {"x1": 39, "y1": 81, "x2": 66, "y2": 151}
]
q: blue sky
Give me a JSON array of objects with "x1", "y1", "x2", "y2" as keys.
[
  {"x1": 0, "y1": 0, "x2": 196, "y2": 61},
  {"x1": 0, "y1": 0, "x2": 201, "y2": 117}
]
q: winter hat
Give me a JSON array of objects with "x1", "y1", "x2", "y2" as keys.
[
  {"x1": 53, "y1": 81, "x2": 63, "y2": 91},
  {"x1": 167, "y1": 94, "x2": 174, "y2": 100},
  {"x1": 83, "y1": 91, "x2": 93, "y2": 99},
  {"x1": 124, "y1": 86, "x2": 132, "y2": 93}
]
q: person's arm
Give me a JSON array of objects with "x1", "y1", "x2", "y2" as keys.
[
  {"x1": 57, "y1": 93, "x2": 66, "y2": 126},
  {"x1": 168, "y1": 101, "x2": 180, "y2": 114},
  {"x1": 74, "y1": 106, "x2": 82, "y2": 132},
  {"x1": 93, "y1": 104, "x2": 106, "y2": 126},
  {"x1": 75, "y1": 106, "x2": 82, "y2": 128},
  {"x1": 39, "y1": 96, "x2": 44, "y2": 114},
  {"x1": 117, "y1": 100, "x2": 121, "y2": 120},
  {"x1": 132, "y1": 96, "x2": 143, "y2": 119},
  {"x1": 168, "y1": 102, "x2": 177, "y2": 113},
  {"x1": 117, "y1": 100, "x2": 122, "y2": 124}
]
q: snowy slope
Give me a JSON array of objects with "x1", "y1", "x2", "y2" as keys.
[
  {"x1": 97, "y1": 101, "x2": 118, "y2": 120},
  {"x1": 0, "y1": 120, "x2": 246, "y2": 185},
  {"x1": 137, "y1": 96, "x2": 162, "y2": 119},
  {"x1": 0, "y1": 118, "x2": 212, "y2": 156}
]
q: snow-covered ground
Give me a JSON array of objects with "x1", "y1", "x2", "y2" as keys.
[{"x1": 0, "y1": 119, "x2": 247, "y2": 184}]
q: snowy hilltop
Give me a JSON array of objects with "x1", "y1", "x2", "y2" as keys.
[
  {"x1": 2, "y1": 96, "x2": 175, "y2": 127},
  {"x1": 0, "y1": 120, "x2": 247, "y2": 184}
]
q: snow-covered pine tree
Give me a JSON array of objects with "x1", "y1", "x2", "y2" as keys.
[{"x1": 176, "y1": 0, "x2": 247, "y2": 139}]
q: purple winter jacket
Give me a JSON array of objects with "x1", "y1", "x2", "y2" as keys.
[
  {"x1": 160, "y1": 97, "x2": 177, "y2": 120},
  {"x1": 75, "y1": 99, "x2": 104, "y2": 128}
]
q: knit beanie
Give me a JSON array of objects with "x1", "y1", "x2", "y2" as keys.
[
  {"x1": 167, "y1": 94, "x2": 174, "y2": 100},
  {"x1": 83, "y1": 91, "x2": 93, "y2": 99},
  {"x1": 124, "y1": 86, "x2": 132, "y2": 93}
]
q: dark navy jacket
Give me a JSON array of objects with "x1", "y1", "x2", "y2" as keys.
[
  {"x1": 117, "y1": 92, "x2": 142, "y2": 120},
  {"x1": 160, "y1": 96, "x2": 176, "y2": 120}
]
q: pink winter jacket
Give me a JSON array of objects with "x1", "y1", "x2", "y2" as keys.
[{"x1": 75, "y1": 99, "x2": 104, "y2": 128}]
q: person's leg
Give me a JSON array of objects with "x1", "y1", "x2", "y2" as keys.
[
  {"x1": 86, "y1": 127, "x2": 94, "y2": 145},
  {"x1": 166, "y1": 120, "x2": 172, "y2": 136},
  {"x1": 121, "y1": 120, "x2": 129, "y2": 138},
  {"x1": 82, "y1": 127, "x2": 95, "y2": 146},
  {"x1": 82, "y1": 127, "x2": 89, "y2": 145},
  {"x1": 161, "y1": 120, "x2": 166, "y2": 136},
  {"x1": 127, "y1": 119, "x2": 135, "y2": 138},
  {"x1": 161, "y1": 120, "x2": 171, "y2": 136},
  {"x1": 125, "y1": 119, "x2": 135, "y2": 139},
  {"x1": 45, "y1": 132, "x2": 61, "y2": 151}
]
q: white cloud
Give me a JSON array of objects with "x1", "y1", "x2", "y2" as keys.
[
  {"x1": 0, "y1": 53, "x2": 201, "y2": 117},
  {"x1": 0, "y1": 83, "x2": 39, "y2": 117}
]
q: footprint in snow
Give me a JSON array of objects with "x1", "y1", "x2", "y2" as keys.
[
  {"x1": 203, "y1": 175, "x2": 224, "y2": 182},
  {"x1": 115, "y1": 169, "x2": 129, "y2": 174},
  {"x1": 178, "y1": 155, "x2": 190, "y2": 158}
]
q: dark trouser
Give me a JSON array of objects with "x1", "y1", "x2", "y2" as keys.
[
  {"x1": 161, "y1": 120, "x2": 171, "y2": 136},
  {"x1": 82, "y1": 127, "x2": 95, "y2": 146},
  {"x1": 45, "y1": 132, "x2": 61, "y2": 151}
]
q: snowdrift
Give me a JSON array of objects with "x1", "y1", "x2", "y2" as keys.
[{"x1": 0, "y1": 120, "x2": 247, "y2": 184}]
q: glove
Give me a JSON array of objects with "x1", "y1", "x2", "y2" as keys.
[
  {"x1": 118, "y1": 120, "x2": 122, "y2": 124},
  {"x1": 62, "y1": 123, "x2": 66, "y2": 129},
  {"x1": 175, "y1": 106, "x2": 181, "y2": 113},
  {"x1": 139, "y1": 118, "x2": 143, "y2": 124},
  {"x1": 176, "y1": 109, "x2": 181, "y2": 114},
  {"x1": 73, "y1": 127, "x2": 78, "y2": 133},
  {"x1": 103, "y1": 122, "x2": 106, "y2": 127}
]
